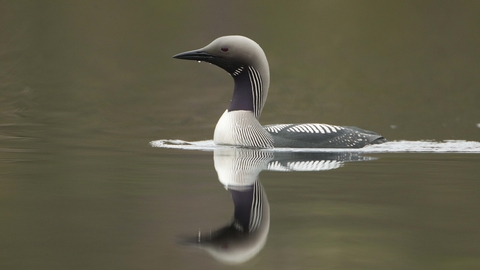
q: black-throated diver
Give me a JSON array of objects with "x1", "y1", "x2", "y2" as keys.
[{"x1": 173, "y1": 35, "x2": 386, "y2": 148}]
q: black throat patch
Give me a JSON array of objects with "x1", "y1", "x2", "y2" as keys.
[{"x1": 228, "y1": 66, "x2": 254, "y2": 112}]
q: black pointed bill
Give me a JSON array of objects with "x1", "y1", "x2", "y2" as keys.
[
  {"x1": 172, "y1": 50, "x2": 216, "y2": 62},
  {"x1": 173, "y1": 48, "x2": 239, "y2": 74}
]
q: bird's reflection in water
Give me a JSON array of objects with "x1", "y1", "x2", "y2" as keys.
[{"x1": 180, "y1": 148, "x2": 374, "y2": 265}]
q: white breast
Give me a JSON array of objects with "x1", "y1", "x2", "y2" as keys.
[{"x1": 214, "y1": 110, "x2": 274, "y2": 148}]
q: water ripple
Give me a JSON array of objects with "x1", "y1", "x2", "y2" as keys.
[{"x1": 150, "y1": 139, "x2": 480, "y2": 153}]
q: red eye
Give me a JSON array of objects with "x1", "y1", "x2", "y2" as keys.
[{"x1": 221, "y1": 47, "x2": 229, "y2": 52}]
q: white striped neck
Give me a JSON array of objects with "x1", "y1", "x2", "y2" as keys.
[{"x1": 228, "y1": 65, "x2": 269, "y2": 120}]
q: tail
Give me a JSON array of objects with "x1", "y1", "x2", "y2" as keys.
[
  {"x1": 345, "y1": 126, "x2": 387, "y2": 145},
  {"x1": 370, "y1": 136, "x2": 387, "y2": 144}
]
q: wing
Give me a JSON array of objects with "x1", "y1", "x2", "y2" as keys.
[{"x1": 264, "y1": 123, "x2": 386, "y2": 148}]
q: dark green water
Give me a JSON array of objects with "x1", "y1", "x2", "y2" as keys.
[{"x1": 1, "y1": 1, "x2": 479, "y2": 269}]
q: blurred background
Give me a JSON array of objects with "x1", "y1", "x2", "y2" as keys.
[
  {"x1": 1, "y1": 0, "x2": 479, "y2": 144},
  {"x1": 1, "y1": 1, "x2": 479, "y2": 270}
]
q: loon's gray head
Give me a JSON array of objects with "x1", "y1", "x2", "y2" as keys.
[{"x1": 174, "y1": 36, "x2": 270, "y2": 119}]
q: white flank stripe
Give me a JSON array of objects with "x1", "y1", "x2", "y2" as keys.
[
  {"x1": 321, "y1": 124, "x2": 332, "y2": 133},
  {"x1": 265, "y1": 124, "x2": 290, "y2": 133},
  {"x1": 308, "y1": 124, "x2": 320, "y2": 133},
  {"x1": 294, "y1": 125, "x2": 306, "y2": 133},
  {"x1": 304, "y1": 124, "x2": 315, "y2": 133},
  {"x1": 315, "y1": 124, "x2": 325, "y2": 134},
  {"x1": 283, "y1": 123, "x2": 344, "y2": 134}
]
